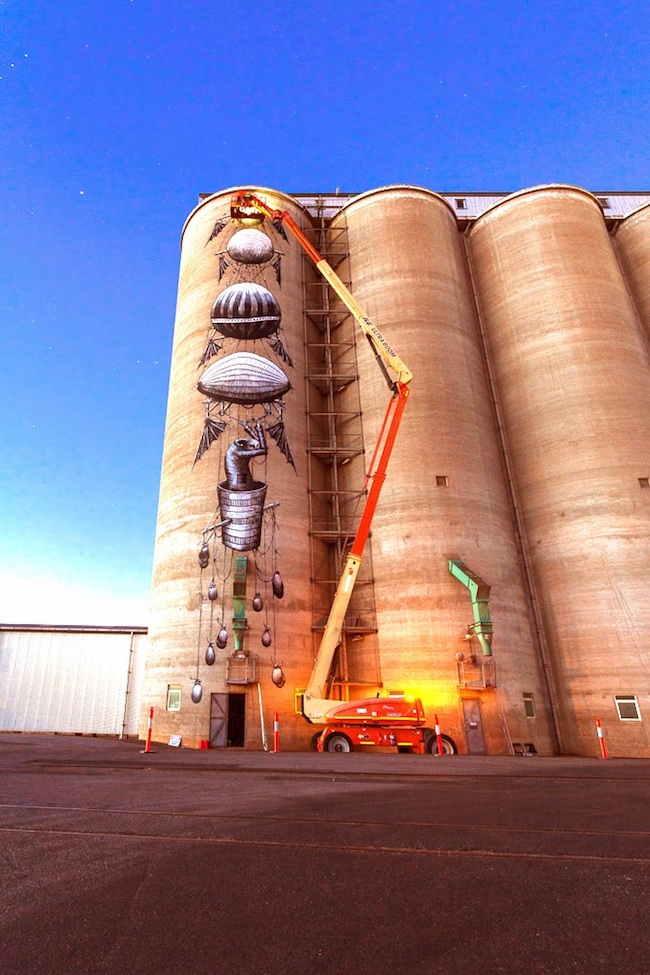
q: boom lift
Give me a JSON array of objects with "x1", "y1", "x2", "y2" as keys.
[{"x1": 230, "y1": 192, "x2": 456, "y2": 755}]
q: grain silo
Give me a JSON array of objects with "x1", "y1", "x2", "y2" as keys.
[
  {"x1": 140, "y1": 187, "x2": 315, "y2": 749},
  {"x1": 330, "y1": 186, "x2": 557, "y2": 755},
  {"x1": 613, "y1": 200, "x2": 650, "y2": 346},
  {"x1": 467, "y1": 185, "x2": 650, "y2": 757},
  {"x1": 141, "y1": 182, "x2": 649, "y2": 757}
]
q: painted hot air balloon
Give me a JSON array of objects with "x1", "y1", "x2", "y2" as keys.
[
  {"x1": 211, "y1": 283, "x2": 281, "y2": 340},
  {"x1": 198, "y1": 352, "x2": 291, "y2": 406},
  {"x1": 226, "y1": 229, "x2": 274, "y2": 265}
]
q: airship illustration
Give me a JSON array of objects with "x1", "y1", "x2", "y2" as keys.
[{"x1": 197, "y1": 352, "x2": 291, "y2": 406}]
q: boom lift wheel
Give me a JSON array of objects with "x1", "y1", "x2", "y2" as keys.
[
  {"x1": 325, "y1": 733, "x2": 353, "y2": 753},
  {"x1": 425, "y1": 733, "x2": 457, "y2": 756}
]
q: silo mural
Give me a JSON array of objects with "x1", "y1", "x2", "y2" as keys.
[
  {"x1": 191, "y1": 213, "x2": 296, "y2": 701},
  {"x1": 141, "y1": 188, "x2": 314, "y2": 749}
]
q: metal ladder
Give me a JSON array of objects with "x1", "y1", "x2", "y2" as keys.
[{"x1": 302, "y1": 200, "x2": 381, "y2": 698}]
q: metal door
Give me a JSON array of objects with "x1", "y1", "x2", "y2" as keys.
[
  {"x1": 210, "y1": 693, "x2": 228, "y2": 747},
  {"x1": 462, "y1": 698, "x2": 487, "y2": 754}
]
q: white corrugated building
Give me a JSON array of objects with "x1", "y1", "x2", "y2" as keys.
[{"x1": 0, "y1": 625, "x2": 147, "y2": 737}]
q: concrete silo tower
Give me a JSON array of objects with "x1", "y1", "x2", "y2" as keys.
[
  {"x1": 141, "y1": 188, "x2": 315, "y2": 749},
  {"x1": 331, "y1": 186, "x2": 557, "y2": 755},
  {"x1": 467, "y1": 185, "x2": 650, "y2": 757},
  {"x1": 614, "y1": 200, "x2": 650, "y2": 347}
]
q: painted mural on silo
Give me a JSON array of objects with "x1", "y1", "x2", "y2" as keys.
[
  {"x1": 141, "y1": 188, "x2": 314, "y2": 749},
  {"x1": 192, "y1": 217, "x2": 293, "y2": 699}
]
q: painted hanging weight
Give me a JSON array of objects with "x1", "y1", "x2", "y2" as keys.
[
  {"x1": 272, "y1": 571, "x2": 284, "y2": 599},
  {"x1": 198, "y1": 542, "x2": 210, "y2": 569}
]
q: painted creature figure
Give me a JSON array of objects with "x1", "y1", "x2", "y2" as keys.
[{"x1": 224, "y1": 420, "x2": 267, "y2": 491}]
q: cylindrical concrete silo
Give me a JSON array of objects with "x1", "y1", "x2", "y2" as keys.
[
  {"x1": 468, "y1": 185, "x2": 650, "y2": 758},
  {"x1": 613, "y1": 200, "x2": 650, "y2": 347},
  {"x1": 141, "y1": 187, "x2": 315, "y2": 749},
  {"x1": 331, "y1": 186, "x2": 557, "y2": 755}
]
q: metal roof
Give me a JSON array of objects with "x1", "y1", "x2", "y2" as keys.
[{"x1": 0, "y1": 623, "x2": 148, "y2": 634}]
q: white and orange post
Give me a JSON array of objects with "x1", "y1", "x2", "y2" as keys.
[
  {"x1": 273, "y1": 710, "x2": 280, "y2": 753},
  {"x1": 434, "y1": 713, "x2": 444, "y2": 756},
  {"x1": 595, "y1": 718, "x2": 607, "y2": 759},
  {"x1": 142, "y1": 706, "x2": 154, "y2": 754}
]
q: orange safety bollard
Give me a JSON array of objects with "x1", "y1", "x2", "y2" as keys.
[
  {"x1": 141, "y1": 706, "x2": 154, "y2": 754},
  {"x1": 595, "y1": 718, "x2": 607, "y2": 759},
  {"x1": 274, "y1": 710, "x2": 280, "y2": 753},
  {"x1": 434, "y1": 713, "x2": 444, "y2": 756}
]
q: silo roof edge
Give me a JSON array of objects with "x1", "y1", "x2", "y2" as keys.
[
  {"x1": 468, "y1": 183, "x2": 603, "y2": 232},
  {"x1": 332, "y1": 184, "x2": 457, "y2": 219}
]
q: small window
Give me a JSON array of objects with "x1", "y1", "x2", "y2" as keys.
[
  {"x1": 167, "y1": 685, "x2": 182, "y2": 712},
  {"x1": 455, "y1": 198, "x2": 467, "y2": 210},
  {"x1": 639, "y1": 477, "x2": 649, "y2": 488},
  {"x1": 596, "y1": 197, "x2": 610, "y2": 208},
  {"x1": 523, "y1": 692, "x2": 536, "y2": 718},
  {"x1": 614, "y1": 695, "x2": 641, "y2": 721},
  {"x1": 436, "y1": 475, "x2": 449, "y2": 487}
]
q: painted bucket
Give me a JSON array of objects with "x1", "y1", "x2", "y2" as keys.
[{"x1": 218, "y1": 481, "x2": 267, "y2": 551}]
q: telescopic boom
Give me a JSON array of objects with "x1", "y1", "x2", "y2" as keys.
[{"x1": 230, "y1": 191, "x2": 413, "y2": 722}]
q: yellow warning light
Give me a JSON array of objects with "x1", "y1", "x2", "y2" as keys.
[{"x1": 230, "y1": 195, "x2": 265, "y2": 226}]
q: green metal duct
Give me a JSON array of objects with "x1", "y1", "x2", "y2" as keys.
[
  {"x1": 448, "y1": 559, "x2": 493, "y2": 656},
  {"x1": 233, "y1": 556, "x2": 248, "y2": 653}
]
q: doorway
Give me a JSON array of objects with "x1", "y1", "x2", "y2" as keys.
[
  {"x1": 462, "y1": 698, "x2": 487, "y2": 754},
  {"x1": 210, "y1": 692, "x2": 247, "y2": 747},
  {"x1": 227, "y1": 693, "x2": 246, "y2": 747}
]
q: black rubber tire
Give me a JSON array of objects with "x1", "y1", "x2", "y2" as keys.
[
  {"x1": 426, "y1": 733, "x2": 457, "y2": 755},
  {"x1": 309, "y1": 732, "x2": 322, "y2": 752},
  {"x1": 325, "y1": 733, "x2": 353, "y2": 753}
]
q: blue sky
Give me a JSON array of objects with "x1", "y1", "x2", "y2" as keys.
[{"x1": 1, "y1": 0, "x2": 648, "y2": 624}]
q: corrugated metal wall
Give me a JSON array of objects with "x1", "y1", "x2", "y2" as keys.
[{"x1": 0, "y1": 627, "x2": 147, "y2": 736}]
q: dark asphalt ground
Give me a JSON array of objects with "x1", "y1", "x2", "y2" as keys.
[{"x1": 1, "y1": 734, "x2": 648, "y2": 975}]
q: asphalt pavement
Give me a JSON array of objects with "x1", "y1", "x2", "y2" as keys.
[{"x1": 1, "y1": 733, "x2": 648, "y2": 975}]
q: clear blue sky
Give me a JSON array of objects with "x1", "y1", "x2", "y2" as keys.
[{"x1": 1, "y1": 0, "x2": 648, "y2": 624}]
